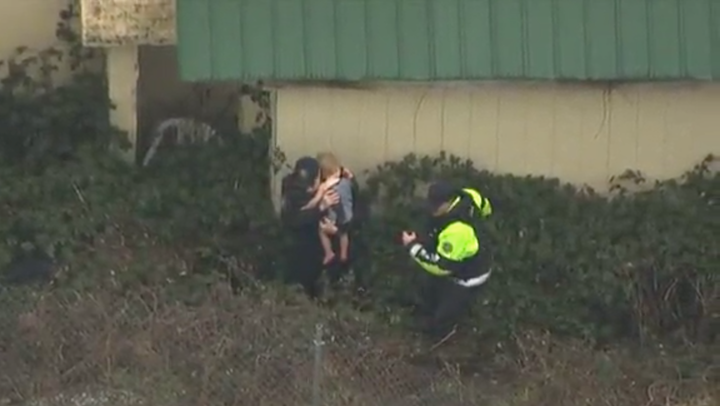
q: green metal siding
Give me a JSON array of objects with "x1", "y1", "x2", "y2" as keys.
[{"x1": 177, "y1": 0, "x2": 720, "y2": 82}]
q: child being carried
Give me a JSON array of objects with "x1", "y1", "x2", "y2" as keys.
[{"x1": 317, "y1": 152, "x2": 354, "y2": 265}]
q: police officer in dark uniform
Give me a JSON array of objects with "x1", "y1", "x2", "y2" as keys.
[
  {"x1": 281, "y1": 157, "x2": 339, "y2": 299},
  {"x1": 401, "y1": 181, "x2": 493, "y2": 339}
]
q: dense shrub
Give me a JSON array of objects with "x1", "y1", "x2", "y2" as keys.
[
  {"x1": 0, "y1": 5, "x2": 716, "y2": 406},
  {"x1": 0, "y1": 4, "x2": 121, "y2": 167},
  {"x1": 3, "y1": 143, "x2": 715, "y2": 347},
  {"x1": 0, "y1": 137, "x2": 280, "y2": 290},
  {"x1": 0, "y1": 2, "x2": 716, "y2": 352},
  {"x1": 362, "y1": 153, "x2": 719, "y2": 344},
  {"x1": 0, "y1": 3, "x2": 282, "y2": 293}
]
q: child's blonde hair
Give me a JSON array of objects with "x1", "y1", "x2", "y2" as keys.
[{"x1": 316, "y1": 151, "x2": 342, "y2": 179}]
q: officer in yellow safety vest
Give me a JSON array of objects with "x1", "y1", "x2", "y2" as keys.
[{"x1": 401, "y1": 181, "x2": 492, "y2": 339}]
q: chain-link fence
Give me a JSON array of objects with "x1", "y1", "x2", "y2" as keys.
[{"x1": 0, "y1": 285, "x2": 485, "y2": 406}]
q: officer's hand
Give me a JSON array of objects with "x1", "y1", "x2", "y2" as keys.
[
  {"x1": 318, "y1": 177, "x2": 340, "y2": 194},
  {"x1": 320, "y1": 218, "x2": 338, "y2": 235},
  {"x1": 319, "y1": 190, "x2": 339, "y2": 210},
  {"x1": 401, "y1": 231, "x2": 417, "y2": 246}
]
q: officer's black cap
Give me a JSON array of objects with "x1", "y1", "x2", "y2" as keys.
[
  {"x1": 293, "y1": 156, "x2": 320, "y2": 187},
  {"x1": 426, "y1": 181, "x2": 457, "y2": 212}
]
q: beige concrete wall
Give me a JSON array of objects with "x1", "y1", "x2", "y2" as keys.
[
  {"x1": 107, "y1": 46, "x2": 139, "y2": 161},
  {"x1": 0, "y1": 0, "x2": 234, "y2": 157},
  {"x1": 0, "y1": 2, "x2": 236, "y2": 161},
  {"x1": 0, "y1": 0, "x2": 70, "y2": 54},
  {"x1": 274, "y1": 83, "x2": 720, "y2": 190},
  {"x1": 0, "y1": 0, "x2": 141, "y2": 159},
  {"x1": 0, "y1": 0, "x2": 74, "y2": 78}
]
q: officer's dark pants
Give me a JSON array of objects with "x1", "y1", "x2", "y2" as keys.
[
  {"x1": 420, "y1": 276, "x2": 480, "y2": 339},
  {"x1": 288, "y1": 234, "x2": 324, "y2": 299}
]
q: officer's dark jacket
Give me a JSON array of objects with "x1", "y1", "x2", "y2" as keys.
[{"x1": 280, "y1": 174, "x2": 322, "y2": 234}]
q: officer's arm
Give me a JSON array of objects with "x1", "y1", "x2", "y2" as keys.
[
  {"x1": 293, "y1": 205, "x2": 323, "y2": 226},
  {"x1": 407, "y1": 242, "x2": 455, "y2": 277},
  {"x1": 282, "y1": 187, "x2": 323, "y2": 228},
  {"x1": 463, "y1": 188, "x2": 492, "y2": 218},
  {"x1": 407, "y1": 235, "x2": 461, "y2": 277}
]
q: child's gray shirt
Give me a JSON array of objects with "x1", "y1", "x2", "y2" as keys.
[{"x1": 332, "y1": 178, "x2": 354, "y2": 224}]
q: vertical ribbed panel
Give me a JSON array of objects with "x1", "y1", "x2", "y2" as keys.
[{"x1": 177, "y1": 0, "x2": 720, "y2": 81}]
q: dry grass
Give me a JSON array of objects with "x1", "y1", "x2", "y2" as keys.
[
  {"x1": 0, "y1": 282, "x2": 716, "y2": 406},
  {"x1": 491, "y1": 331, "x2": 718, "y2": 406}
]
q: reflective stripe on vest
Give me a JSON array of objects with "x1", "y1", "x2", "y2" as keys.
[
  {"x1": 454, "y1": 270, "x2": 491, "y2": 287},
  {"x1": 448, "y1": 188, "x2": 492, "y2": 218}
]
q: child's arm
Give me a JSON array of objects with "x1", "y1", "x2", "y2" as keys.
[{"x1": 301, "y1": 178, "x2": 341, "y2": 210}]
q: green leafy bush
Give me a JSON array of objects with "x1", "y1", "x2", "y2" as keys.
[
  {"x1": 0, "y1": 134, "x2": 281, "y2": 289},
  {"x1": 361, "y1": 153, "x2": 719, "y2": 344},
  {"x1": 0, "y1": 4, "x2": 123, "y2": 167},
  {"x1": 0, "y1": 3, "x2": 716, "y2": 350},
  {"x1": 0, "y1": 2, "x2": 281, "y2": 293},
  {"x1": 1, "y1": 48, "x2": 715, "y2": 344}
]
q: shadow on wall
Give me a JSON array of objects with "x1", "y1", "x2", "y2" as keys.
[
  {"x1": 136, "y1": 45, "x2": 271, "y2": 161},
  {"x1": 137, "y1": 45, "x2": 236, "y2": 150}
]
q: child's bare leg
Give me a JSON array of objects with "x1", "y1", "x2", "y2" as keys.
[
  {"x1": 338, "y1": 232, "x2": 349, "y2": 262},
  {"x1": 319, "y1": 228, "x2": 335, "y2": 265}
]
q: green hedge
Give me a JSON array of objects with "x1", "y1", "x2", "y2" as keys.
[
  {"x1": 0, "y1": 140, "x2": 716, "y2": 345},
  {"x1": 0, "y1": 3, "x2": 716, "y2": 346},
  {"x1": 359, "y1": 153, "x2": 719, "y2": 344}
]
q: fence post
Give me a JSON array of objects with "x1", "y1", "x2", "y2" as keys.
[{"x1": 312, "y1": 323, "x2": 325, "y2": 406}]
